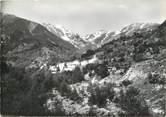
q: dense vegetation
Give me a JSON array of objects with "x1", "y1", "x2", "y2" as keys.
[
  {"x1": 117, "y1": 87, "x2": 150, "y2": 116},
  {"x1": 88, "y1": 83, "x2": 115, "y2": 107},
  {"x1": 1, "y1": 60, "x2": 152, "y2": 116},
  {"x1": 83, "y1": 62, "x2": 109, "y2": 78},
  {"x1": 1, "y1": 61, "x2": 83, "y2": 115},
  {"x1": 148, "y1": 72, "x2": 166, "y2": 85},
  {"x1": 95, "y1": 25, "x2": 166, "y2": 74}
]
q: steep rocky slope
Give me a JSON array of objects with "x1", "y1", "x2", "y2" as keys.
[
  {"x1": 43, "y1": 22, "x2": 160, "y2": 52},
  {"x1": 0, "y1": 13, "x2": 78, "y2": 68},
  {"x1": 85, "y1": 30, "x2": 121, "y2": 47},
  {"x1": 43, "y1": 23, "x2": 122, "y2": 51},
  {"x1": 43, "y1": 23, "x2": 97, "y2": 52}
]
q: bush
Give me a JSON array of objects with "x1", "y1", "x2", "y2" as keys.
[
  {"x1": 83, "y1": 63, "x2": 109, "y2": 79},
  {"x1": 1, "y1": 64, "x2": 48, "y2": 115},
  {"x1": 0, "y1": 61, "x2": 9, "y2": 73},
  {"x1": 59, "y1": 80, "x2": 71, "y2": 96},
  {"x1": 48, "y1": 97, "x2": 65, "y2": 115},
  {"x1": 148, "y1": 72, "x2": 166, "y2": 85},
  {"x1": 88, "y1": 83, "x2": 115, "y2": 107},
  {"x1": 52, "y1": 67, "x2": 84, "y2": 85},
  {"x1": 69, "y1": 88, "x2": 81, "y2": 102},
  {"x1": 118, "y1": 86, "x2": 150, "y2": 116},
  {"x1": 121, "y1": 80, "x2": 132, "y2": 87},
  {"x1": 71, "y1": 67, "x2": 84, "y2": 83},
  {"x1": 82, "y1": 63, "x2": 97, "y2": 74},
  {"x1": 95, "y1": 63, "x2": 109, "y2": 78},
  {"x1": 81, "y1": 49, "x2": 95, "y2": 59},
  {"x1": 133, "y1": 53, "x2": 145, "y2": 62}
]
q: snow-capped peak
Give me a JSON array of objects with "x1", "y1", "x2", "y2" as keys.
[
  {"x1": 43, "y1": 23, "x2": 90, "y2": 49},
  {"x1": 121, "y1": 23, "x2": 159, "y2": 36},
  {"x1": 43, "y1": 23, "x2": 71, "y2": 37},
  {"x1": 43, "y1": 23, "x2": 123, "y2": 49},
  {"x1": 43, "y1": 22, "x2": 159, "y2": 50},
  {"x1": 84, "y1": 30, "x2": 121, "y2": 47},
  {"x1": 84, "y1": 30, "x2": 106, "y2": 43}
]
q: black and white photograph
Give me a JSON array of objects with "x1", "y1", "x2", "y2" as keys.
[{"x1": 0, "y1": 0, "x2": 166, "y2": 116}]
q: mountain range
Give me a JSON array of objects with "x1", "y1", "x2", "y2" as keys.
[{"x1": 1, "y1": 13, "x2": 166, "y2": 116}]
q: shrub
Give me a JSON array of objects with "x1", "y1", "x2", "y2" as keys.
[
  {"x1": 133, "y1": 53, "x2": 146, "y2": 62},
  {"x1": 48, "y1": 98, "x2": 65, "y2": 115},
  {"x1": 81, "y1": 49, "x2": 95, "y2": 59},
  {"x1": 148, "y1": 72, "x2": 166, "y2": 85},
  {"x1": 121, "y1": 80, "x2": 132, "y2": 87},
  {"x1": 1, "y1": 64, "x2": 48, "y2": 115},
  {"x1": 95, "y1": 63, "x2": 109, "y2": 78},
  {"x1": 69, "y1": 89, "x2": 81, "y2": 102},
  {"x1": 71, "y1": 67, "x2": 84, "y2": 83},
  {"x1": 0, "y1": 61, "x2": 9, "y2": 73},
  {"x1": 83, "y1": 62, "x2": 109, "y2": 79},
  {"x1": 118, "y1": 86, "x2": 150, "y2": 116},
  {"x1": 59, "y1": 80, "x2": 70, "y2": 96},
  {"x1": 82, "y1": 63, "x2": 97, "y2": 74},
  {"x1": 88, "y1": 83, "x2": 115, "y2": 107}
]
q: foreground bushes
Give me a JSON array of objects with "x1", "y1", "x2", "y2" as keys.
[
  {"x1": 1, "y1": 66, "x2": 45, "y2": 115},
  {"x1": 117, "y1": 86, "x2": 150, "y2": 116},
  {"x1": 88, "y1": 83, "x2": 115, "y2": 107},
  {"x1": 1, "y1": 62, "x2": 151, "y2": 116},
  {"x1": 1, "y1": 62, "x2": 82, "y2": 115}
]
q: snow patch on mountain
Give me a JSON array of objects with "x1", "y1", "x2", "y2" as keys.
[
  {"x1": 121, "y1": 23, "x2": 159, "y2": 36},
  {"x1": 43, "y1": 23, "x2": 89, "y2": 49},
  {"x1": 28, "y1": 22, "x2": 38, "y2": 33}
]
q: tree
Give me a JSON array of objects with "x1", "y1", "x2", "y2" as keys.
[
  {"x1": 71, "y1": 67, "x2": 84, "y2": 83},
  {"x1": 95, "y1": 63, "x2": 109, "y2": 78},
  {"x1": 82, "y1": 63, "x2": 97, "y2": 74},
  {"x1": 118, "y1": 86, "x2": 150, "y2": 116},
  {"x1": 50, "y1": 98, "x2": 65, "y2": 115},
  {"x1": 122, "y1": 80, "x2": 132, "y2": 87},
  {"x1": 0, "y1": 57, "x2": 9, "y2": 73},
  {"x1": 147, "y1": 72, "x2": 166, "y2": 116},
  {"x1": 81, "y1": 49, "x2": 95, "y2": 59},
  {"x1": 59, "y1": 80, "x2": 70, "y2": 96},
  {"x1": 148, "y1": 72, "x2": 166, "y2": 85},
  {"x1": 41, "y1": 74, "x2": 55, "y2": 93},
  {"x1": 69, "y1": 88, "x2": 81, "y2": 101},
  {"x1": 88, "y1": 83, "x2": 115, "y2": 107}
]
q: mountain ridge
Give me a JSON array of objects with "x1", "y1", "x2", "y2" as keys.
[
  {"x1": 42, "y1": 21, "x2": 160, "y2": 50},
  {"x1": 1, "y1": 13, "x2": 79, "y2": 68}
]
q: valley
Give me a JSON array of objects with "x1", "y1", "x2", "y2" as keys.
[{"x1": 1, "y1": 13, "x2": 166, "y2": 116}]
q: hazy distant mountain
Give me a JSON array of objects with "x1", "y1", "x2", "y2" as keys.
[
  {"x1": 43, "y1": 23, "x2": 97, "y2": 52},
  {"x1": 84, "y1": 23, "x2": 159, "y2": 47},
  {"x1": 44, "y1": 22, "x2": 159, "y2": 50},
  {"x1": 43, "y1": 23, "x2": 121, "y2": 51},
  {"x1": 85, "y1": 30, "x2": 121, "y2": 47},
  {"x1": 120, "y1": 23, "x2": 159, "y2": 36}
]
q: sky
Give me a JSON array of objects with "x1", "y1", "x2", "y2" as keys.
[{"x1": 2, "y1": 0, "x2": 166, "y2": 35}]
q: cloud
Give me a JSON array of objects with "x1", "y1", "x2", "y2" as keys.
[{"x1": 118, "y1": 4, "x2": 128, "y2": 9}]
